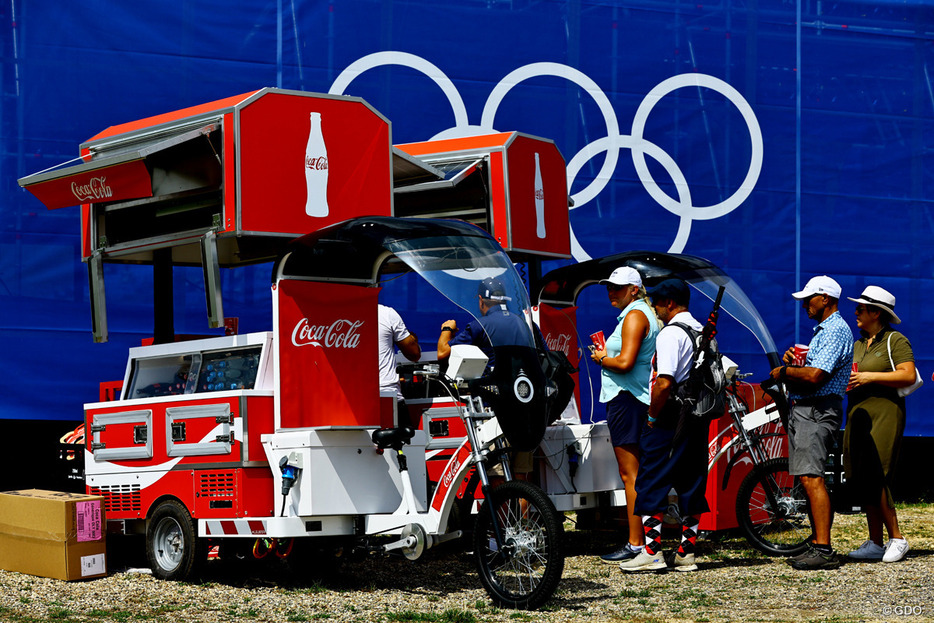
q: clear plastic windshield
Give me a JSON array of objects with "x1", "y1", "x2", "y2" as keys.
[
  {"x1": 385, "y1": 235, "x2": 537, "y2": 350},
  {"x1": 682, "y1": 270, "x2": 778, "y2": 357}
]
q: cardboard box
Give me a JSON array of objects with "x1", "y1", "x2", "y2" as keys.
[{"x1": 0, "y1": 489, "x2": 106, "y2": 581}]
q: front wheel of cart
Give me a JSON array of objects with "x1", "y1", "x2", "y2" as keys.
[
  {"x1": 736, "y1": 457, "x2": 811, "y2": 557},
  {"x1": 146, "y1": 499, "x2": 206, "y2": 581},
  {"x1": 472, "y1": 480, "x2": 564, "y2": 610}
]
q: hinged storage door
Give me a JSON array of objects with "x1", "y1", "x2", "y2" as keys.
[
  {"x1": 165, "y1": 403, "x2": 235, "y2": 457},
  {"x1": 90, "y1": 410, "x2": 153, "y2": 461}
]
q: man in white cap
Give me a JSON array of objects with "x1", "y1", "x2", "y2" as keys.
[{"x1": 769, "y1": 275, "x2": 853, "y2": 570}]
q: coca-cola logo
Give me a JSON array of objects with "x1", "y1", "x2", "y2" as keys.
[
  {"x1": 71, "y1": 177, "x2": 113, "y2": 202},
  {"x1": 544, "y1": 332, "x2": 572, "y2": 356},
  {"x1": 442, "y1": 454, "x2": 463, "y2": 489},
  {"x1": 305, "y1": 156, "x2": 328, "y2": 170},
  {"x1": 291, "y1": 318, "x2": 363, "y2": 349}
]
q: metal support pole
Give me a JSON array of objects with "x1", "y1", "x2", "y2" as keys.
[{"x1": 153, "y1": 248, "x2": 174, "y2": 345}]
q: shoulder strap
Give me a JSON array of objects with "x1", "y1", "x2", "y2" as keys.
[
  {"x1": 669, "y1": 322, "x2": 699, "y2": 356},
  {"x1": 886, "y1": 332, "x2": 896, "y2": 372}
]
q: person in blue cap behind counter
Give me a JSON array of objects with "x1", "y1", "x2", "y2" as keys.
[{"x1": 436, "y1": 277, "x2": 531, "y2": 370}]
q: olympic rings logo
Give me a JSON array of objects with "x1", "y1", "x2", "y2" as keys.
[{"x1": 330, "y1": 51, "x2": 763, "y2": 260}]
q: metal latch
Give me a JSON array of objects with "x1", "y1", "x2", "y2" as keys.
[
  {"x1": 91, "y1": 442, "x2": 106, "y2": 451},
  {"x1": 429, "y1": 420, "x2": 450, "y2": 437},
  {"x1": 134, "y1": 425, "x2": 148, "y2": 444},
  {"x1": 215, "y1": 414, "x2": 234, "y2": 424},
  {"x1": 171, "y1": 422, "x2": 186, "y2": 442},
  {"x1": 90, "y1": 424, "x2": 106, "y2": 433},
  {"x1": 215, "y1": 432, "x2": 234, "y2": 444}
]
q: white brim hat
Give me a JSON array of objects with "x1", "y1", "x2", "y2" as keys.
[
  {"x1": 847, "y1": 285, "x2": 901, "y2": 324},
  {"x1": 599, "y1": 266, "x2": 643, "y2": 288},
  {"x1": 792, "y1": 275, "x2": 842, "y2": 300}
]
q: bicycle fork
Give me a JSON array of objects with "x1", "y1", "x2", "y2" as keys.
[{"x1": 460, "y1": 396, "x2": 514, "y2": 558}]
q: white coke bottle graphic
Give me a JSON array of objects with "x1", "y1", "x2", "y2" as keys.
[
  {"x1": 534, "y1": 152, "x2": 546, "y2": 238},
  {"x1": 304, "y1": 112, "x2": 329, "y2": 217}
]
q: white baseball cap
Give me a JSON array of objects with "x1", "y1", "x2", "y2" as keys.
[
  {"x1": 600, "y1": 266, "x2": 643, "y2": 288},
  {"x1": 792, "y1": 275, "x2": 842, "y2": 300},
  {"x1": 847, "y1": 285, "x2": 901, "y2": 324}
]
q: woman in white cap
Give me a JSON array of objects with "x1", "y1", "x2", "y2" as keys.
[
  {"x1": 590, "y1": 266, "x2": 660, "y2": 564},
  {"x1": 844, "y1": 285, "x2": 917, "y2": 563}
]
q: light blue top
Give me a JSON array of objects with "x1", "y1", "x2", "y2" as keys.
[
  {"x1": 600, "y1": 298, "x2": 660, "y2": 405},
  {"x1": 789, "y1": 310, "x2": 853, "y2": 400}
]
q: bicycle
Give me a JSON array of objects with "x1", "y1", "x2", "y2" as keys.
[
  {"x1": 391, "y1": 357, "x2": 566, "y2": 610},
  {"x1": 712, "y1": 370, "x2": 811, "y2": 556}
]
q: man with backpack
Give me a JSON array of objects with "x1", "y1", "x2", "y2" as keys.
[{"x1": 619, "y1": 278, "x2": 711, "y2": 573}]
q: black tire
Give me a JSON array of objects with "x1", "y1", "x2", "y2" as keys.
[
  {"x1": 736, "y1": 458, "x2": 811, "y2": 557},
  {"x1": 472, "y1": 480, "x2": 564, "y2": 610},
  {"x1": 146, "y1": 499, "x2": 206, "y2": 581}
]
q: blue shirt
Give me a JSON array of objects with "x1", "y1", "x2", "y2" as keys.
[
  {"x1": 449, "y1": 304, "x2": 532, "y2": 368},
  {"x1": 600, "y1": 299, "x2": 659, "y2": 405},
  {"x1": 790, "y1": 311, "x2": 853, "y2": 400}
]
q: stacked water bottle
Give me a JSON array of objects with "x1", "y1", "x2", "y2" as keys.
[{"x1": 200, "y1": 355, "x2": 258, "y2": 392}]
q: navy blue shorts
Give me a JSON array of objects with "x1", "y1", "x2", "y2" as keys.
[{"x1": 605, "y1": 390, "x2": 647, "y2": 447}]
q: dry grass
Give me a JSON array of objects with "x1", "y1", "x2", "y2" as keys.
[{"x1": 0, "y1": 504, "x2": 931, "y2": 622}]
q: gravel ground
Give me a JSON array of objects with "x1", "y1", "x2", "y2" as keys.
[{"x1": 1, "y1": 505, "x2": 931, "y2": 623}]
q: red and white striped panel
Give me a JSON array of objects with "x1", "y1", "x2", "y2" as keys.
[{"x1": 203, "y1": 519, "x2": 268, "y2": 537}]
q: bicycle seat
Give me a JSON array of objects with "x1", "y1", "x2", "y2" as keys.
[{"x1": 371, "y1": 427, "x2": 415, "y2": 450}]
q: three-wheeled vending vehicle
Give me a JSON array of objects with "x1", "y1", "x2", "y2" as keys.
[{"x1": 17, "y1": 88, "x2": 580, "y2": 609}]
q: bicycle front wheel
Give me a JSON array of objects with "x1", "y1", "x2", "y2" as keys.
[
  {"x1": 472, "y1": 480, "x2": 564, "y2": 610},
  {"x1": 735, "y1": 457, "x2": 811, "y2": 557}
]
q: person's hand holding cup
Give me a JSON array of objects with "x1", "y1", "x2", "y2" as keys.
[{"x1": 792, "y1": 343, "x2": 809, "y2": 367}]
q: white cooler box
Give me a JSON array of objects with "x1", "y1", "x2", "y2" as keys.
[{"x1": 539, "y1": 422, "x2": 624, "y2": 497}]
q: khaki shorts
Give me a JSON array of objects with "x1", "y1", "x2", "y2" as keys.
[
  {"x1": 488, "y1": 450, "x2": 534, "y2": 477},
  {"x1": 788, "y1": 396, "x2": 842, "y2": 477}
]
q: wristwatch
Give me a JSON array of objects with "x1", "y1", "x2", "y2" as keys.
[
  {"x1": 599, "y1": 355, "x2": 607, "y2": 365},
  {"x1": 441, "y1": 326, "x2": 455, "y2": 333}
]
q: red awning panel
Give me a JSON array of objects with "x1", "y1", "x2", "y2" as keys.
[
  {"x1": 22, "y1": 157, "x2": 153, "y2": 210},
  {"x1": 18, "y1": 122, "x2": 220, "y2": 210}
]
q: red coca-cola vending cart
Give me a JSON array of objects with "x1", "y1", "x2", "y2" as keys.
[{"x1": 18, "y1": 88, "x2": 442, "y2": 342}]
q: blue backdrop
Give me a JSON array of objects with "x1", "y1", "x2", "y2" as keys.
[{"x1": 1, "y1": 1, "x2": 932, "y2": 434}]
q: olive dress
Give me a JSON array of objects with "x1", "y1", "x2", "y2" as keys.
[{"x1": 843, "y1": 328, "x2": 913, "y2": 507}]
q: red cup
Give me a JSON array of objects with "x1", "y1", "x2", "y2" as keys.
[
  {"x1": 792, "y1": 344, "x2": 809, "y2": 366},
  {"x1": 590, "y1": 331, "x2": 606, "y2": 351},
  {"x1": 846, "y1": 362, "x2": 858, "y2": 392}
]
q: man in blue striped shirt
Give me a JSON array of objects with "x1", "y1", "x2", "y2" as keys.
[{"x1": 770, "y1": 275, "x2": 853, "y2": 570}]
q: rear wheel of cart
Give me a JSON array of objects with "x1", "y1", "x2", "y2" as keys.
[
  {"x1": 735, "y1": 457, "x2": 811, "y2": 557},
  {"x1": 146, "y1": 499, "x2": 206, "y2": 581},
  {"x1": 472, "y1": 480, "x2": 564, "y2": 610}
]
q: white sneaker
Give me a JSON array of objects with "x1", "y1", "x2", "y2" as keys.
[
  {"x1": 847, "y1": 540, "x2": 885, "y2": 560},
  {"x1": 666, "y1": 551, "x2": 698, "y2": 572},
  {"x1": 882, "y1": 538, "x2": 909, "y2": 563},
  {"x1": 619, "y1": 549, "x2": 667, "y2": 572}
]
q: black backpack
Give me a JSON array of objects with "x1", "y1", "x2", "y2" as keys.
[
  {"x1": 668, "y1": 285, "x2": 729, "y2": 425},
  {"x1": 670, "y1": 322, "x2": 727, "y2": 422}
]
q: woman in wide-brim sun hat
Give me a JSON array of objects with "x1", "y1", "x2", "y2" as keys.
[{"x1": 843, "y1": 285, "x2": 918, "y2": 563}]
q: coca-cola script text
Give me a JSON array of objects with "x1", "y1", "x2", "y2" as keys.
[
  {"x1": 71, "y1": 177, "x2": 113, "y2": 202},
  {"x1": 291, "y1": 318, "x2": 363, "y2": 348}
]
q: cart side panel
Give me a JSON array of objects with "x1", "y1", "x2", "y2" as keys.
[
  {"x1": 275, "y1": 280, "x2": 379, "y2": 429},
  {"x1": 504, "y1": 136, "x2": 570, "y2": 256},
  {"x1": 535, "y1": 304, "x2": 581, "y2": 414},
  {"x1": 238, "y1": 93, "x2": 392, "y2": 236}
]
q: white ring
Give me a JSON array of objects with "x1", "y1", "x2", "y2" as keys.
[
  {"x1": 329, "y1": 51, "x2": 470, "y2": 130},
  {"x1": 566, "y1": 135, "x2": 693, "y2": 256},
  {"x1": 481, "y1": 62, "x2": 621, "y2": 205},
  {"x1": 630, "y1": 73, "x2": 763, "y2": 221}
]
